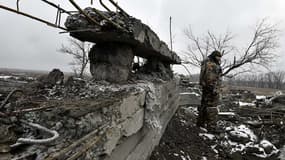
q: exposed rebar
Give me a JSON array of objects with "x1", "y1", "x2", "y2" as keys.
[
  {"x1": 69, "y1": 0, "x2": 101, "y2": 26},
  {"x1": 41, "y1": 0, "x2": 71, "y2": 15},
  {"x1": 108, "y1": 0, "x2": 129, "y2": 17},
  {"x1": 55, "y1": 5, "x2": 60, "y2": 25},
  {"x1": 99, "y1": 0, "x2": 112, "y2": 12},
  {"x1": 88, "y1": 7, "x2": 128, "y2": 32},
  {"x1": 0, "y1": 5, "x2": 67, "y2": 30},
  {"x1": 16, "y1": 0, "x2": 20, "y2": 11},
  {"x1": 59, "y1": 28, "x2": 98, "y2": 34},
  {"x1": 69, "y1": 0, "x2": 128, "y2": 32},
  {"x1": 46, "y1": 124, "x2": 108, "y2": 160}
]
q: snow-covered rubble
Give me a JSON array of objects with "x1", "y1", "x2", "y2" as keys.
[
  {"x1": 199, "y1": 133, "x2": 216, "y2": 141},
  {"x1": 180, "y1": 92, "x2": 200, "y2": 97},
  {"x1": 183, "y1": 106, "x2": 198, "y2": 116},
  {"x1": 0, "y1": 75, "x2": 35, "y2": 82},
  {"x1": 238, "y1": 101, "x2": 255, "y2": 107},
  {"x1": 256, "y1": 95, "x2": 266, "y2": 100},
  {"x1": 0, "y1": 75, "x2": 13, "y2": 79},
  {"x1": 218, "y1": 122, "x2": 280, "y2": 159}
]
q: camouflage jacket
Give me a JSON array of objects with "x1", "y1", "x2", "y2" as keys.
[{"x1": 199, "y1": 58, "x2": 222, "y2": 89}]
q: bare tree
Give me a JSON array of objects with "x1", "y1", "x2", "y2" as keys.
[
  {"x1": 270, "y1": 71, "x2": 285, "y2": 89},
  {"x1": 59, "y1": 38, "x2": 92, "y2": 78},
  {"x1": 182, "y1": 19, "x2": 279, "y2": 77}
]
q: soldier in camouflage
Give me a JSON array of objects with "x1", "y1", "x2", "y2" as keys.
[{"x1": 197, "y1": 50, "x2": 222, "y2": 129}]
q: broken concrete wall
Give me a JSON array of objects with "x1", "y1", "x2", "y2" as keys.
[
  {"x1": 10, "y1": 78, "x2": 179, "y2": 160},
  {"x1": 106, "y1": 80, "x2": 180, "y2": 160}
]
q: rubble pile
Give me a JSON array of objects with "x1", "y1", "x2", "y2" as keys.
[
  {"x1": 217, "y1": 122, "x2": 280, "y2": 160},
  {"x1": 0, "y1": 69, "x2": 180, "y2": 160}
]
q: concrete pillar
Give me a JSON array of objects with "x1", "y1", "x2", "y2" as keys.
[{"x1": 89, "y1": 43, "x2": 134, "y2": 83}]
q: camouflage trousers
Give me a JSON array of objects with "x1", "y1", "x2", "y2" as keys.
[{"x1": 197, "y1": 87, "x2": 219, "y2": 128}]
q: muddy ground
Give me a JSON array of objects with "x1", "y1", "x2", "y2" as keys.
[
  {"x1": 150, "y1": 105, "x2": 285, "y2": 160},
  {"x1": 150, "y1": 106, "x2": 223, "y2": 160}
]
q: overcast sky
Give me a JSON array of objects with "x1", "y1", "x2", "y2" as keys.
[{"x1": 0, "y1": 0, "x2": 284, "y2": 74}]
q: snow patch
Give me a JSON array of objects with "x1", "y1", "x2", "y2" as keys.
[
  {"x1": 238, "y1": 101, "x2": 255, "y2": 107},
  {"x1": 184, "y1": 106, "x2": 198, "y2": 116},
  {"x1": 274, "y1": 91, "x2": 283, "y2": 96},
  {"x1": 256, "y1": 95, "x2": 266, "y2": 100},
  {"x1": 199, "y1": 133, "x2": 215, "y2": 140},
  {"x1": 237, "y1": 125, "x2": 257, "y2": 142},
  {"x1": 180, "y1": 92, "x2": 200, "y2": 97},
  {"x1": 218, "y1": 112, "x2": 236, "y2": 116},
  {"x1": 180, "y1": 119, "x2": 186, "y2": 124},
  {"x1": 0, "y1": 75, "x2": 12, "y2": 79},
  {"x1": 173, "y1": 153, "x2": 179, "y2": 156},
  {"x1": 181, "y1": 155, "x2": 191, "y2": 160},
  {"x1": 211, "y1": 145, "x2": 218, "y2": 154},
  {"x1": 259, "y1": 140, "x2": 275, "y2": 149},
  {"x1": 201, "y1": 156, "x2": 207, "y2": 160}
]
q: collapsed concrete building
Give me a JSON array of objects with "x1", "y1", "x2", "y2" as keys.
[
  {"x1": 65, "y1": 7, "x2": 181, "y2": 82},
  {"x1": 0, "y1": 5, "x2": 182, "y2": 160}
]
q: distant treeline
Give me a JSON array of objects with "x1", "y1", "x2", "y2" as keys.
[
  {"x1": 180, "y1": 71, "x2": 285, "y2": 90},
  {"x1": 226, "y1": 71, "x2": 285, "y2": 90}
]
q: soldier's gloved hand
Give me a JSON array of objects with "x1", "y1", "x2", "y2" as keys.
[{"x1": 208, "y1": 85, "x2": 215, "y2": 91}]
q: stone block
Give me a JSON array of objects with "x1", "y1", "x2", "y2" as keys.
[
  {"x1": 90, "y1": 64, "x2": 130, "y2": 82},
  {"x1": 118, "y1": 92, "x2": 145, "y2": 120},
  {"x1": 89, "y1": 43, "x2": 134, "y2": 82},
  {"x1": 121, "y1": 109, "x2": 144, "y2": 137}
]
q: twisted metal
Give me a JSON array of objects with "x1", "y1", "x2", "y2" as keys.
[
  {"x1": 99, "y1": 0, "x2": 111, "y2": 12},
  {"x1": 107, "y1": 0, "x2": 129, "y2": 17}
]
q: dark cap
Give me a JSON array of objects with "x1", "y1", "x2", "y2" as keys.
[{"x1": 210, "y1": 50, "x2": 222, "y2": 57}]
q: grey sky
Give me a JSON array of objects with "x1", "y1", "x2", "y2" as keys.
[{"x1": 0, "y1": 0, "x2": 284, "y2": 74}]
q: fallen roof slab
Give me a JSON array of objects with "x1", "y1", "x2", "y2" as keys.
[{"x1": 65, "y1": 7, "x2": 181, "y2": 64}]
